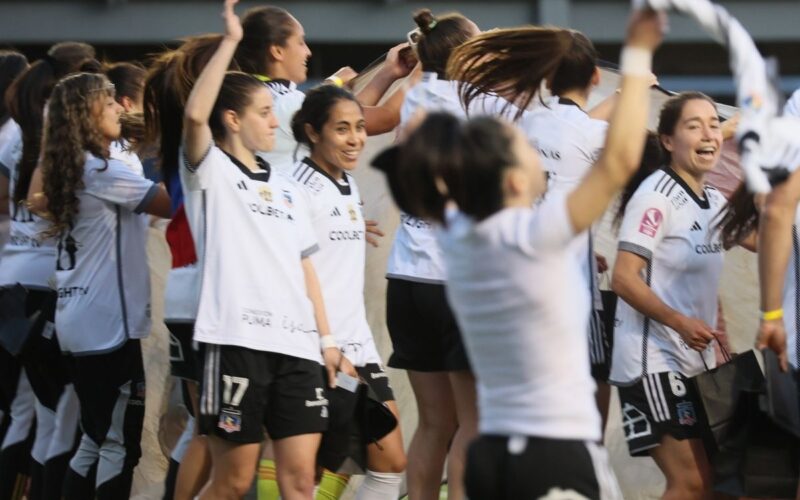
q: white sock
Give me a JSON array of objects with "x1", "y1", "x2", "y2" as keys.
[{"x1": 355, "y1": 470, "x2": 403, "y2": 500}]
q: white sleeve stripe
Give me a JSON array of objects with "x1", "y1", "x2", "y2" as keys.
[{"x1": 133, "y1": 183, "x2": 159, "y2": 214}]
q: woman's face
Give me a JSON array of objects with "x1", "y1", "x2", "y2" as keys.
[
  {"x1": 95, "y1": 93, "x2": 123, "y2": 141},
  {"x1": 310, "y1": 99, "x2": 366, "y2": 172},
  {"x1": 279, "y1": 18, "x2": 312, "y2": 83},
  {"x1": 236, "y1": 87, "x2": 279, "y2": 153},
  {"x1": 661, "y1": 98, "x2": 723, "y2": 176}
]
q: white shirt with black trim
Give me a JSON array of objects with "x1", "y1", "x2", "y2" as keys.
[
  {"x1": 256, "y1": 79, "x2": 308, "y2": 173},
  {"x1": 292, "y1": 158, "x2": 380, "y2": 366},
  {"x1": 54, "y1": 153, "x2": 158, "y2": 354},
  {"x1": 0, "y1": 124, "x2": 56, "y2": 289},
  {"x1": 438, "y1": 193, "x2": 600, "y2": 441},
  {"x1": 387, "y1": 72, "x2": 519, "y2": 283},
  {"x1": 180, "y1": 144, "x2": 322, "y2": 362},
  {"x1": 610, "y1": 168, "x2": 726, "y2": 384}
]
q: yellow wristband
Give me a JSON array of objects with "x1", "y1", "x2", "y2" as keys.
[
  {"x1": 760, "y1": 308, "x2": 784, "y2": 321},
  {"x1": 327, "y1": 75, "x2": 344, "y2": 88}
]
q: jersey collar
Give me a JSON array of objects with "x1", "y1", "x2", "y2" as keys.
[
  {"x1": 660, "y1": 166, "x2": 709, "y2": 209},
  {"x1": 258, "y1": 77, "x2": 295, "y2": 91},
  {"x1": 222, "y1": 150, "x2": 271, "y2": 183},
  {"x1": 302, "y1": 157, "x2": 351, "y2": 195},
  {"x1": 557, "y1": 96, "x2": 587, "y2": 113}
]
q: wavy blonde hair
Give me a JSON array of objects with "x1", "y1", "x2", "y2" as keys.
[{"x1": 41, "y1": 72, "x2": 114, "y2": 237}]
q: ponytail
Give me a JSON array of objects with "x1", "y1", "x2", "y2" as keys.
[
  {"x1": 716, "y1": 182, "x2": 758, "y2": 249},
  {"x1": 372, "y1": 113, "x2": 516, "y2": 223},
  {"x1": 447, "y1": 27, "x2": 574, "y2": 120}
]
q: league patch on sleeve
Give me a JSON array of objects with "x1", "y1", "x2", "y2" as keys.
[{"x1": 638, "y1": 208, "x2": 663, "y2": 237}]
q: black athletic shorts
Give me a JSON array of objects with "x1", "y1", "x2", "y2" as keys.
[
  {"x1": 166, "y1": 322, "x2": 201, "y2": 383},
  {"x1": 617, "y1": 371, "x2": 708, "y2": 456},
  {"x1": 591, "y1": 291, "x2": 618, "y2": 382},
  {"x1": 198, "y1": 343, "x2": 328, "y2": 443},
  {"x1": 356, "y1": 364, "x2": 394, "y2": 403},
  {"x1": 465, "y1": 435, "x2": 621, "y2": 499},
  {"x1": 386, "y1": 278, "x2": 470, "y2": 372}
]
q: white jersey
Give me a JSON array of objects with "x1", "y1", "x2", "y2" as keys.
[
  {"x1": 180, "y1": 144, "x2": 321, "y2": 362},
  {"x1": 438, "y1": 193, "x2": 600, "y2": 441},
  {"x1": 387, "y1": 73, "x2": 517, "y2": 283},
  {"x1": 785, "y1": 89, "x2": 800, "y2": 118},
  {"x1": 256, "y1": 79, "x2": 308, "y2": 173},
  {"x1": 611, "y1": 169, "x2": 725, "y2": 383},
  {"x1": 110, "y1": 140, "x2": 144, "y2": 177},
  {"x1": 0, "y1": 125, "x2": 56, "y2": 289},
  {"x1": 54, "y1": 153, "x2": 157, "y2": 354},
  {"x1": 292, "y1": 158, "x2": 380, "y2": 366},
  {"x1": 782, "y1": 207, "x2": 800, "y2": 369}
]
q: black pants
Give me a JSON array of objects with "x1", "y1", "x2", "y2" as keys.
[{"x1": 63, "y1": 339, "x2": 145, "y2": 500}]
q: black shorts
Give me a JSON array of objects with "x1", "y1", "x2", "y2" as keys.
[
  {"x1": 465, "y1": 435, "x2": 621, "y2": 500},
  {"x1": 617, "y1": 371, "x2": 708, "y2": 456},
  {"x1": 356, "y1": 364, "x2": 394, "y2": 403},
  {"x1": 166, "y1": 322, "x2": 201, "y2": 383},
  {"x1": 198, "y1": 343, "x2": 328, "y2": 443},
  {"x1": 386, "y1": 278, "x2": 470, "y2": 372}
]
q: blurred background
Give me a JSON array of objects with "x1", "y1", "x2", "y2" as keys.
[{"x1": 0, "y1": 0, "x2": 799, "y2": 103}]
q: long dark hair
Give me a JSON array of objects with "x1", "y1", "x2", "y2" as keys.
[
  {"x1": 105, "y1": 61, "x2": 146, "y2": 144},
  {"x1": 411, "y1": 9, "x2": 475, "y2": 79},
  {"x1": 143, "y1": 35, "x2": 239, "y2": 183},
  {"x1": 8, "y1": 42, "x2": 97, "y2": 204},
  {"x1": 614, "y1": 132, "x2": 664, "y2": 230},
  {"x1": 0, "y1": 51, "x2": 29, "y2": 127},
  {"x1": 373, "y1": 112, "x2": 516, "y2": 223},
  {"x1": 716, "y1": 182, "x2": 757, "y2": 249},
  {"x1": 447, "y1": 27, "x2": 579, "y2": 120},
  {"x1": 291, "y1": 84, "x2": 361, "y2": 152}
]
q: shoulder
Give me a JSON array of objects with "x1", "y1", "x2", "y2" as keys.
[{"x1": 704, "y1": 185, "x2": 726, "y2": 207}]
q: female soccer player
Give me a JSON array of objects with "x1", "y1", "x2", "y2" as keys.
[
  {"x1": 384, "y1": 9, "x2": 481, "y2": 500},
  {"x1": 26, "y1": 71, "x2": 170, "y2": 499},
  {"x1": 611, "y1": 91, "x2": 733, "y2": 499},
  {"x1": 181, "y1": 1, "x2": 353, "y2": 497},
  {"x1": 291, "y1": 84, "x2": 405, "y2": 500},
  {"x1": 375, "y1": 9, "x2": 662, "y2": 497}
]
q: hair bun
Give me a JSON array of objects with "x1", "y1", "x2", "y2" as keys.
[{"x1": 413, "y1": 9, "x2": 438, "y2": 34}]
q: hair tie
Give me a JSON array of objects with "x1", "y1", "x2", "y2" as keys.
[{"x1": 428, "y1": 19, "x2": 438, "y2": 30}]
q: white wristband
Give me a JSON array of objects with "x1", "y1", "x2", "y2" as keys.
[
  {"x1": 320, "y1": 335, "x2": 338, "y2": 350},
  {"x1": 620, "y1": 46, "x2": 653, "y2": 76}
]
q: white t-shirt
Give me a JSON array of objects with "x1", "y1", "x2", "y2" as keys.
[
  {"x1": 256, "y1": 79, "x2": 308, "y2": 173},
  {"x1": 180, "y1": 144, "x2": 321, "y2": 362},
  {"x1": 611, "y1": 169, "x2": 725, "y2": 383},
  {"x1": 110, "y1": 140, "x2": 145, "y2": 177},
  {"x1": 438, "y1": 193, "x2": 600, "y2": 441},
  {"x1": 387, "y1": 73, "x2": 518, "y2": 283},
  {"x1": 292, "y1": 158, "x2": 380, "y2": 366},
  {"x1": 0, "y1": 124, "x2": 56, "y2": 289},
  {"x1": 54, "y1": 153, "x2": 157, "y2": 354}
]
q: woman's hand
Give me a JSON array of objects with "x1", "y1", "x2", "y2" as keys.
[
  {"x1": 673, "y1": 314, "x2": 716, "y2": 352},
  {"x1": 756, "y1": 318, "x2": 789, "y2": 372},
  {"x1": 365, "y1": 219, "x2": 385, "y2": 247},
  {"x1": 222, "y1": 0, "x2": 243, "y2": 42}
]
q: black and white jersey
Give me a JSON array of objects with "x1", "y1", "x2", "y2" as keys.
[
  {"x1": 611, "y1": 168, "x2": 726, "y2": 384},
  {"x1": 0, "y1": 125, "x2": 56, "y2": 289},
  {"x1": 388, "y1": 72, "x2": 518, "y2": 283},
  {"x1": 292, "y1": 158, "x2": 380, "y2": 366},
  {"x1": 782, "y1": 207, "x2": 800, "y2": 369},
  {"x1": 438, "y1": 193, "x2": 600, "y2": 441},
  {"x1": 54, "y1": 153, "x2": 158, "y2": 354},
  {"x1": 180, "y1": 144, "x2": 322, "y2": 362},
  {"x1": 256, "y1": 79, "x2": 307, "y2": 173}
]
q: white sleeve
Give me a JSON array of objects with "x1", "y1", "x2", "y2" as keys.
[
  {"x1": 84, "y1": 158, "x2": 157, "y2": 213},
  {"x1": 180, "y1": 142, "x2": 224, "y2": 191},
  {"x1": 617, "y1": 190, "x2": 671, "y2": 261},
  {"x1": 784, "y1": 89, "x2": 800, "y2": 118}
]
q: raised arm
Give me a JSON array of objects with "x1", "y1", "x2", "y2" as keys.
[
  {"x1": 567, "y1": 9, "x2": 663, "y2": 232},
  {"x1": 182, "y1": 0, "x2": 242, "y2": 165},
  {"x1": 355, "y1": 43, "x2": 415, "y2": 106},
  {"x1": 756, "y1": 168, "x2": 800, "y2": 370}
]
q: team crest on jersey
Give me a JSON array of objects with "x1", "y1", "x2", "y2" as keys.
[
  {"x1": 218, "y1": 408, "x2": 242, "y2": 433},
  {"x1": 282, "y1": 190, "x2": 293, "y2": 208},
  {"x1": 638, "y1": 208, "x2": 663, "y2": 237},
  {"x1": 676, "y1": 401, "x2": 697, "y2": 426},
  {"x1": 348, "y1": 204, "x2": 358, "y2": 221},
  {"x1": 259, "y1": 186, "x2": 273, "y2": 202}
]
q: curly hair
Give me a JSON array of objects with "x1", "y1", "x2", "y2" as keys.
[{"x1": 41, "y1": 72, "x2": 114, "y2": 237}]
